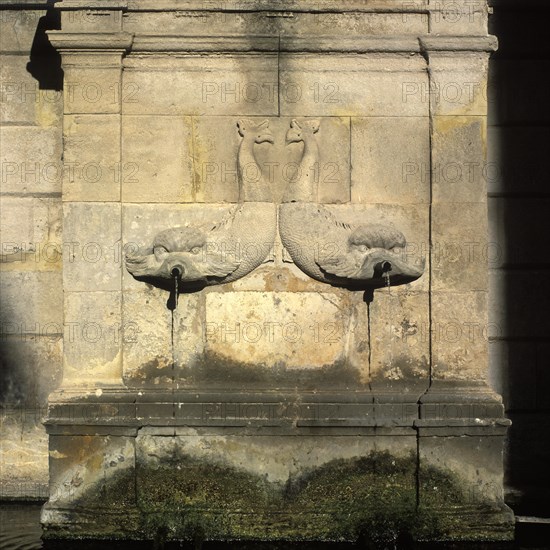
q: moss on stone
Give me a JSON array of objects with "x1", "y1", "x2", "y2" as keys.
[{"x1": 47, "y1": 449, "x2": 509, "y2": 543}]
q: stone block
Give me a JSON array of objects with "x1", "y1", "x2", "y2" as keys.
[
  {"x1": 0, "y1": 196, "x2": 62, "y2": 272},
  {"x1": 121, "y1": 115, "x2": 194, "y2": 203},
  {"x1": 122, "y1": 55, "x2": 278, "y2": 116},
  {"x1": 122, "y1": 287, "x2": 204, "y2": 387},
  {"x1": 0, "y1": 9, "x2": 47, "y2": 54},
  {"x1": 369, "y1": 289, "x2": 430, "y2": 394},
  {"x1": 419, "y1": 434, "x2": 506, "y2": 509},
  {"x1": 0, "y1": 54, "x2": 63, "y2": 126},
  {"x1": 47, "y1": 434, "x2": 135, "y2": 508},
  {"x1": 0, "y1": 336, "x2": 62, "y2": 407},
  {"x1": 124, "y1": 11, "x2": 427, "y2": 38},
  {"x1": 63, "y1": 66, "x2": 123, "y2": 114},
  {"x1": 61, "y1": 9, "x2": 123, "y2": 33},
  {"x1": 203, "y1": 290, "x2": 357, "y2": 374},
  {"x1": 63, "y1": 291, "x2": 122, "y2": 386},
  {"x1": 0, "y1": 416, "x2": 49, "y2": 499},
  {"x1": 132, "y1": 431, "x2": 420, "y2": 540},
  {"x1": 431, "y1": 290, "x2": 488, "y2": 381},
  {"x1": 431, "y1": 201, "x2": 488, "y2": 293},
  {"x1": 192, "y1": 116, "x2": 350, "y2": 203},
  {"x1": 0, "y1": 125, "x2": 62, "y2": 194},
  {"x1": 279, "y1": 54, "x2": 428, "y2": 117},
  {"x1": 428, "y1": 0, "x2": 489, "y2": 36},
  {"x1": 432, "y1": 116, "x2": 487, "y2": 203},
  {"x1": 425, "y1": 53, "x2": 490, "y2": 117},
  {"x1": 63, "y1": 114, "x2": 120, "y2": 201},
  {"x1": 0, "y1": 271, "x2": 62, "y2": 332},
  {"x1": 63, "y1": 202, "x2": 122, "y2": 292},
  {"x1": 351, "y1": 116, "x2": 430, "y2": 204}
]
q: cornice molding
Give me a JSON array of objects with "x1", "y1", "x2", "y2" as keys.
[
  {"x1": 47, "y1": 30, "x2": 134, "y2": 51},
  {"x1": 419, "y1": 35, "x2": 498, "y2": 54}
]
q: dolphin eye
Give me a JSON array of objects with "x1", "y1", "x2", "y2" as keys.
[
  {"x1": 153, "y1": 245, "x2": 168, "y2": 260},
  {"x1": 191, "y1": 246, "x2": 201, "y2": 255}
]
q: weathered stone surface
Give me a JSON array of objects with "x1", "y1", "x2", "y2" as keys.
[
  {"x1": 0, "y1": 196, "x2": 62, "y2": 272},
  {"x1": 63, "y1": 202, "x2": 121, "y2": 292},
  {"x1": 432, "y1": 116, "x2": 487, "y2": 203},
  {"x1": 428, "y1": 0, "x2": 489, "y2": 36},
  {"x1": 0, "y1": 125, "x2": 62, "y2": 194},
  {"x1": 124, "y1": 11, "x2": 427, "y2": 38},
  {"x1": 121, "y1": 115, "x2": 194, "y2": 203},
  {"x1": 63, "y1": 114, "x2": 120, "y2": 201},
  {"x1": 192, "y1": 116, "x2": 350, "y2": 204},
  {"x1": 122, "y1": 55, "x2": 279, "y2": 116},
  {"x1": 351, "y1": 116, "x2": 430, "y2": 204},
  {"x1": 63, "y1": 65, "x2": 123, "y2": 115},
  {"x1": 0, "y1": 271, "x2": 62, "y2": 330},
  {"x1": 46, "y1": 434, "x2": 135, "y2": 508},
  {"x1": 330, "y1": 202, "x2": 429, "y2": 293},
  {"x1": 0, "y1": 54, "x2": 63, "y2": 125},
  {"x1": 204, "y1": 290, "x2": 355, "y2": 371},
  {"x1": 122, "y1": 287, "x2": 204, "y2": 387},
  {"x1": 0, "y1": 336, "x2": 62, "y2": 407},
  {"x1": 0, "y1": 415, "x2": 49, "y2": 500},
  {"x1": 138, "y1": 431, "x2": 416, "y2": 485},
  {"x1": 279, "y1": 55, "x2": 429, "y2": 117},
  {"x1": 18, "y1": 0, "x2": 512, "y2": 539},
  {"x1": 431, "y1": 201, "x2": 488, "y2": 293},
  {"x1": 419, "y1": 433, "x2": 507, "y2": 507},
  {"x1": 60, "y1": 9, "x2": 123, "y2": 33},
  {"x1": 431, "y1": 290, "x2": 488, "y2": 381},
  {"x1": 369, "y1": 289, "x2": 430, "y2": 393},
  {"x1": 423, "y1": 53, "x2": 491, "y2": 117},
  {"x1": 63, "y1": 291, "x2": 122, "y2": 386},
  {"x1": 0, "y1": 10, "x2": 48, "y2": 53}
]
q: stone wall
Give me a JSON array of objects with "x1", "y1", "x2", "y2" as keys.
[{"x1": 0, "y1": 0, "x2": 63, "y2": 499}]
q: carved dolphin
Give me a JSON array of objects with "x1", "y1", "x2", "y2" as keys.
[
  {"x1": 279, "y1": 203, "x2": 424, "y2": 290},
  {"x1": 125, "y1": 203, "x2": 275, "y2": 292}
]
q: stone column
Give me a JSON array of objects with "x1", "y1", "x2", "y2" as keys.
[
  {"x1": 417, "y1": 31, "x2": 514, "y2": 538},
  {"x1": 47, "y1": 28, "x2": 132, "y2": 389}
]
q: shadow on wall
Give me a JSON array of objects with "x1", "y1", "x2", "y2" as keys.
[
  {"x1": 26, "y1": 0, "x2": 63, "y2": 90},
  {"x1": 488, "y1": 0, "x2": 550, "y2": 517},
  {"x1": 0, "y1": 1, "x2": 63, "y2": 410}
]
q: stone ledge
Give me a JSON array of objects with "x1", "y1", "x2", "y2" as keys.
[
  {"x1": 420, "y1": 35, "x2": 498, "y2": 53},
  {"x1": 46, "y1": 30, "x2": 134, "y2": 50}
]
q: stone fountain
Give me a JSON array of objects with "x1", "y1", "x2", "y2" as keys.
[{"x1": 41, "y1": 0, "x2": 513, "y2": 544}]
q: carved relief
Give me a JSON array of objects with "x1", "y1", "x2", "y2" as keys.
[
  {"x1": 279, "y1": 119, "x2": 424, "y2": 290},
  {"x1": 125, "y1": 120, "x2": 277, "y2": 293},
  {"x1": 126, "y1": 117, "x2": 423, "y2": 297}
]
